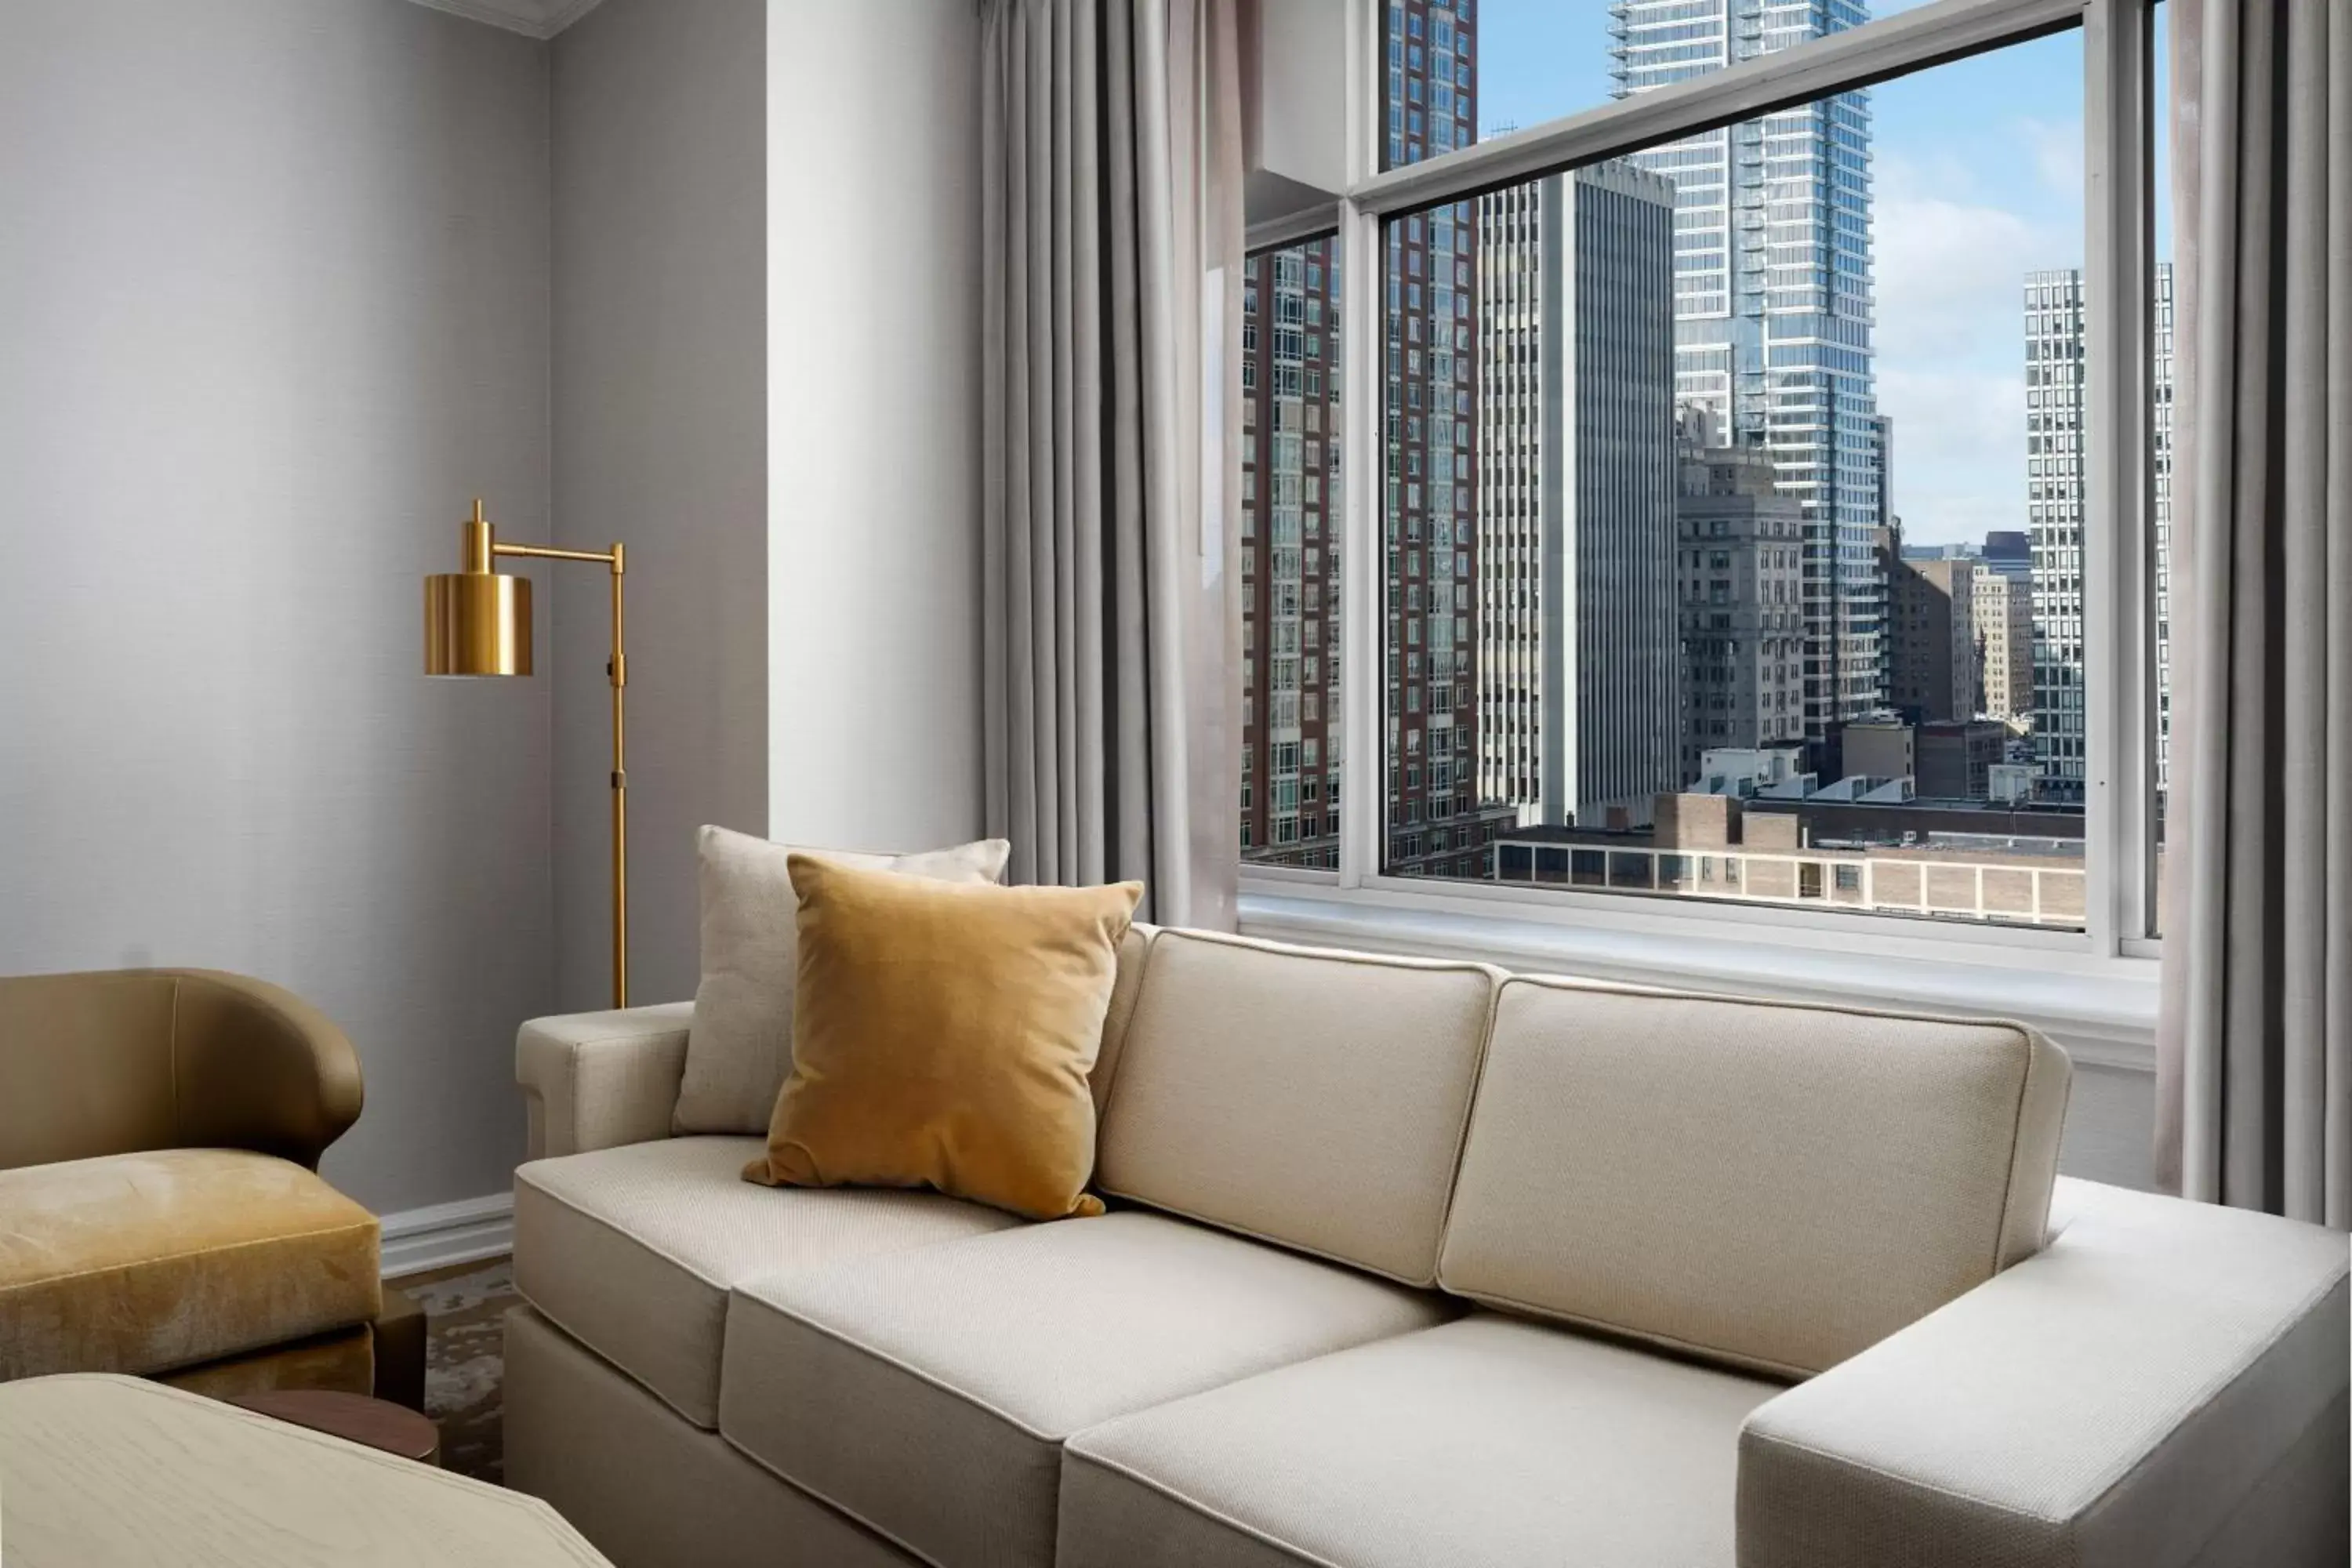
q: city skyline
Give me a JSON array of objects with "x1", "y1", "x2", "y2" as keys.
[
  {"x1": 1240, "y1": 0, "x2": 2130, "y2": 908},
  {"x1": 1477, "y1": 1, "x2": 2091, "y2": 550},
  {"x1": 1617, "y1": 0, "x2": 1883, "y2": 740}
]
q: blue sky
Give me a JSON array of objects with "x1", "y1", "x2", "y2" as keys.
[{"x1": 1465, "y1": 2, "x2": 2114, "y2": 546}]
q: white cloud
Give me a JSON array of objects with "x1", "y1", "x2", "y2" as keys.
[
  {"x1": 1873, "y1": 150, "x2": 2072, "y2": 362},
  {"x1": 1865, "y1": 143, "x2": 2075, "y2": 545},
  {"x1": 2019, "y1": 116, "x2": 2086, "y2": 198},
  {"x1": 1877, "y1": 367, "x2": 2027, "y2": 546}
]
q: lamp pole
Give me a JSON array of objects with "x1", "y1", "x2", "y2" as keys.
[{"x1": 426, "y1": 500, "x2": 631, "y2": 1007}]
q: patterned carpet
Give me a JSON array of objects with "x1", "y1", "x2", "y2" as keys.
[{"x1": 394, "y1": 1257, "x2": 521, "y2": 1483}]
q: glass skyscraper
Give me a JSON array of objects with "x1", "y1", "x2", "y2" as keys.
[{"x1": 1610, "y1": 0, "x2": 1882, "y2": 742}]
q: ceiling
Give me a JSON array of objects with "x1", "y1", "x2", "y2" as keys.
[{"x1": 401, "y1": 0, "x2": 608, "y2": 40}]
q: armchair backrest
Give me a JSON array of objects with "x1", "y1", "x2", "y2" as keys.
[{"x1": 0, "y1": 968, "x2": 363, "y2": 1172}]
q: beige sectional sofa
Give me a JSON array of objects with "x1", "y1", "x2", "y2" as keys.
[{"x1": 505, "y1": 927, "x2": 2350, "y2": 1568}]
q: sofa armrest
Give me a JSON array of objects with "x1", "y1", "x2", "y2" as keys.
[
  {"x1": 169, "y1": 969, "x2": 365, "y2": 1169},
  {"x1": 517, "y1": 1004, "x2": 693, "y2": 1160},
  {"x1": 1737, "y1": 1178, "x2": 2350, "y2": 1568}
]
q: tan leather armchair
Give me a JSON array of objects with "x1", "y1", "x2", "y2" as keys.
[{"x1": 0, "y1": 969, "x2": 423, "y2": 1407}]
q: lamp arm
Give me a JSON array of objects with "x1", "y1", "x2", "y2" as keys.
[
  {"x1": 487, "y1": 536, "x2": 629, "y2": 1008},
  {"x1": 492, "y1": 541, "x2": 620, "y2": 567}
]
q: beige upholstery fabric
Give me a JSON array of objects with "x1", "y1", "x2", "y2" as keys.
[
  {"x1": 511, "y1": 1137, "x2": 1017, "y2": 1428},
  {"x1": 677, "y1": 827, "x2": 1010, "y2": 1134},
  {"x1": 503, "y1": 1305, "x2": 918, "y2": 1568},
  {"x1": 1089, "y1": 924, "x2": 1158, "y2": 1115},
  {"x1": 720, "y1": 1210, "x2": 1450, "y2": 1567},
  {"x1": 1094, "y1": 931, "x2": 1497, "y2": 1283},
  {"x1": 1740, "y1": 1178, "x2": 2352, "y2": 1568},
  {"x1": 1060, "y1": 1312, "x2": 1776, "y2": 1568},
  {"x1": 1440, "y1": 977, "x2": 2071, "y2": 1376},
  {"x1": 517, "y1": 1002, "x2": 692, "y2": 1161}
]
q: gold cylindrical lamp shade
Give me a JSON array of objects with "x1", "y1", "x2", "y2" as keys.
[{"x1": 424, "y1": 569, "x2": 532, "y2": 676}]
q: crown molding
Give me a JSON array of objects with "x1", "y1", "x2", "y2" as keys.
[{"x1": 400, "y1": 0, "x2": 608, "y2": 41}]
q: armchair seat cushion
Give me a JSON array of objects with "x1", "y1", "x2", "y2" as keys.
[
  {"x1": 513, "y1": 1135, "x2": 1020, "y2": 1428},
  {"x1": 0, "y1": 1149, "x2": 379, "y2": 1381},
  {"x1": 1059, "y1": 1312, "x2": 1780, "y2": 1568}
]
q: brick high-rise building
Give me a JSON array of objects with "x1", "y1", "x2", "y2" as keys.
[
  {"x1": 1238, "y1": 240, "x2": 1343, "y2": 867},
  {"x1": 1886, "y1": 550, "x2": 1980, "y2": 722},
  {"x1": 1675, "y1": 434, "x2": 1808, "y2": 782},
  {"x1": 1378, "y1": 0, "x2": 1516, "y2": 877},
  {"x1": 1974, "y1": 566, "x2": 2034, "y2": 723}
]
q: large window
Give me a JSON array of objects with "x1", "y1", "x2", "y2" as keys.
[{"x1": 1243, "y1": 0, "x2": 2171, "y2": 961}]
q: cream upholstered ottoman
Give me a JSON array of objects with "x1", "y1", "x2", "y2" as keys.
[{"x1": 0, "y1": 1374, "x2": 608, "y2": 1566}]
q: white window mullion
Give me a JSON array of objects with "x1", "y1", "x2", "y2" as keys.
[
  {"x1": 1335, "y1": 0, "x2": 1381, "y2": 891},
  {"x1": 2080, "y1": 0, "x2": 2152, "y2": 958},
  {"x1": 1337, "y1": 197, "x2": 1382, "y2": 891}
]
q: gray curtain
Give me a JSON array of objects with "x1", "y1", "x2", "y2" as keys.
[
  {"x1": 978, "y1": 0, "x2": 1243, "y2": 928},
  {"x1": 2156, "y1": 0, "x2": 2352, "y2": 1227}
]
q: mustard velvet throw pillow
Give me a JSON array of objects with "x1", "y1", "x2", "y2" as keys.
[
  {"x1": 745, "y1": 855, "x2": 1144, "y2": 1221},
  {"x1": 677, "y1": 826, "x2": 1011, "y2": 1134}
]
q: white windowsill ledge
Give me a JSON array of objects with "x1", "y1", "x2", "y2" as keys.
[{"x1": 1235, "y1": 888, "x2": 2160, "y2": 1073}]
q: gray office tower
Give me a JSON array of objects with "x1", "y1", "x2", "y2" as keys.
[
  {"x1": 1476, "y1": 160, "x2": 1680, "y2": 828},
  {"x1": 2024, "y1": 263, "x2": 2175, "y2": 802},
  {"x1": 1610, "y1": 0, "x2": 1882, "y2": 742}
]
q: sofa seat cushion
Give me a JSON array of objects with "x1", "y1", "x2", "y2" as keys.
[
  {"x1": 720, "y1": 1209, "x2": 1451, "y2": 1568},
  {"x1": 0, "y1": 1149, "x2": 379, "y2": 1381},
  {"x1": 1059, "y1": 1313, "x2": 1780, "y2": 1568},
  {"x1": 513, "y1": 1136, "x2": 1018, "y2": 1428}
]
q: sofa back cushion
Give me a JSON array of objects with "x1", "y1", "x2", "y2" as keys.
[
  {"x1": 1090, "y1": 924, "x2": 1160, "y2": 1116},
  {"x1": 1095, "y1": 931, "x2": 1497, "y2": 1286},
  {"x1": 1439, "y1": 976, "x2": 2071, "y2": 1378}
]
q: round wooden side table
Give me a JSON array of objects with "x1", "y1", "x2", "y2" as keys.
[{"x1": 226, "y1": 1388, "x2": 442, "y2": 1466}]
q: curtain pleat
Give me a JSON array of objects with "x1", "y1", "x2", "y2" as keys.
[
  {"x1": 979, "y1": 0, "x2": 1241, "y2": 927},
  {"x1": 2158, "y1": 0, "x2": 2351, "y2": 1229}
]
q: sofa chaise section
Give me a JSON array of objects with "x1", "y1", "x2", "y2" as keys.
[
  {"x1": 1738, "y1": 1177, "x2": 2350, "y2": 1568},
  {"x1": 1059, "y1": 1312, "x2": 1780, "y2": 1568}
]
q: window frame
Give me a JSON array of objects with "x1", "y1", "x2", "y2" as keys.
[{"x1": 1239, "y1": 0, "x2": 2165, "y2": 985}]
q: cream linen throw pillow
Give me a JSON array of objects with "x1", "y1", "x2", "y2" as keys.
[{"x1": 674, "y1": 825, "x2": 1011, "y2": 1134}]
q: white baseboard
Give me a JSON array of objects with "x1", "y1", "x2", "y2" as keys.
[{"x1": 379, "y1": 1191, "x2": 514, "y2": 1280}]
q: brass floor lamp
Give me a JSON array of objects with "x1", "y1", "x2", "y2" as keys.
[{"x1": 425, "y1": 499, "x2": 632, "y2": 1006}]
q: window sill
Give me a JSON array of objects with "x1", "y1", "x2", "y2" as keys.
[{"x1": 1235, "y1": 884, "x2": 2160, "y2": 1073}]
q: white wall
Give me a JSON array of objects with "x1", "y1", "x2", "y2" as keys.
[
  {"x1": 550, "y1": 0, "x2": 771, "y2": 1011},
  {"x1": 543, "y1": 0, "x2": 983, "y2": 1004},
  {"x1": 2060, "y1": 1061, "x2": 2158, "y2": 1191},
  {"x1": 0, "y1": 0, "x2": 554, "y2": 1215},
  {"x1": 766, "y1": 0, "x2": 985, "y2": 851}
]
